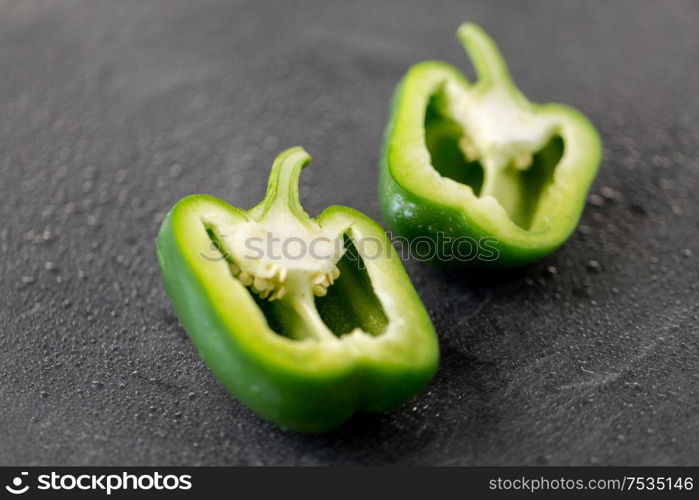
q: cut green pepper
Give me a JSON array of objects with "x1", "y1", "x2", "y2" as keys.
[
  {"x1": 157, "y1": 147, "x2": 438, "y2": 432},
  {"x1": 380, "y1": 23, "x2": 601, "y2": 267}
]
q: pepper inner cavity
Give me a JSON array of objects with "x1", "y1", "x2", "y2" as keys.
[
  {"x1": 425, "y1": 84, "x2": 564, "y2": 230},
  {"x1": 205, "y1": 224, "x2": 387, "y2": 340},
  {"x1": 315, "y1": 233, "x2": 388, "y2": 337}
]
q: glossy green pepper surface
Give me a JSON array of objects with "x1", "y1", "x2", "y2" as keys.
[
  {"x1": 380, "y1": 23, "x2": 601, "y2": 267},
  {"x1": 157, "y1": 147, "x2": 438, "y2": 432}
]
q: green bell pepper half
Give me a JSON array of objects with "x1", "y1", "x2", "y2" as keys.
[
  {"x1": 380, "y1": 23, "x2": 601, "y2": 267},
  {"x1": 157, "y1": 147, "x2": 438, "y2": 432}
]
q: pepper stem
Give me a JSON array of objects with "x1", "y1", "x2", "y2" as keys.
[
  {"x1": 457, "y1": 23, "x2": 527, "y2": 105},
  {"x1": 250, "y1": 146, "x2": 313, "y2": 223}
]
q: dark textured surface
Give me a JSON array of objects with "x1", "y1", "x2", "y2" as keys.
[{"x1": 1, "y1": 0, "x2": 697, "y2": 466}]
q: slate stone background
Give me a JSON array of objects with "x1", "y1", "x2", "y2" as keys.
[{"x1": 0, "y1": 0, "x2": 697, "y2": 465}]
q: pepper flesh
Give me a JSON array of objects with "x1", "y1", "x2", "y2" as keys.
[
  {"x1": 157, "y1": 147, "x2": 438, "y2": 432},
  {"x1": 380, "y1": 23, "x2": 601, "y2": 267}
]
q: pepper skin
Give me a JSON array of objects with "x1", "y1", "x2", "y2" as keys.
[
  {"x1": 380, "y1": 23, "x2": 601, "y2": 267},
  {"x1": 157, "y1": 147, "x2": 438, "y2": 432}
]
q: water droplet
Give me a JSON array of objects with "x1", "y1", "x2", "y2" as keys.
[
  {"x1": 56, "y1": 165, "x2": 69, "y2": 179},
  {"x1": 152, "y1": 212, "x2": 165, "y2": 224},
  {"x1": 586, "y1": 260, "x2": 601, "y2": 272},
  {"x1": 84, "y1": 165, "x2": 97, "y2": 178},
  {"x1": 600, "y1": 186, "x2": 622, "y2": 202},
  {"x1": 263, "y1": 136, "x2": 278, "y2": 150},
  {"x1": 169, "y1": 164, "x2": 182, "y2": 178},
  {"x1": 588, "y1": 194, "x2": 604, "y2": 207},
  {"x1": 116, "y1": 169, "x2": 129, "y2": 183}
]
